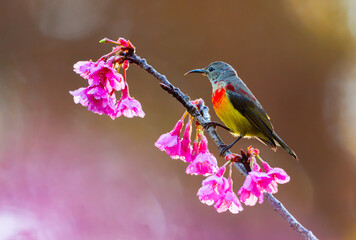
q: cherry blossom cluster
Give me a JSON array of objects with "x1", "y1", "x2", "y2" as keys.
[
  {"x1": 70, "y1": 38, "x2": 144, "y2": 119},
  {"x1": 155, "y1": 100, "x2": 218, "y2": 176},
  {"x1": 155, "y1": 102, "x2": 290, "y2": 214},
  {"x1": 234, "y1": 147, "x2": 290, "y2": 206}
]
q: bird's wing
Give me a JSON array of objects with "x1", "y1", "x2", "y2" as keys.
[{"x1": 226, "y1": 89, "x2": 276, "y2": 146}]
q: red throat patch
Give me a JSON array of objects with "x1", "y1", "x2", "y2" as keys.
[{"x1": 212, "y1": 88, "x2": 226, "y2": 105}]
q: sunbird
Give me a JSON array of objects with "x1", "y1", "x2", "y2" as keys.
[{"x1": 185, "y1": 61, "x2": 297, "y2": 159}]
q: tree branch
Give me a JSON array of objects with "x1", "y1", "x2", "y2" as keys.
[{"x1": 126, "y1": 52, "x2": 318, "y2": 240}]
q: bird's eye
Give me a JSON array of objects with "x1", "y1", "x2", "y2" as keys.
[{"x1": 208, "y1": 67, "x2": 214, "y2": 72}]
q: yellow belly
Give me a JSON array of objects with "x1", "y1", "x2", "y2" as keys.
[{"x1": 213, "y1": 93, "x2": 260, "y2": 138}]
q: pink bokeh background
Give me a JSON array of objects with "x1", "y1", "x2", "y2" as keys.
[{"x1": 0, "y1": 0, "x2": 355, "y2": 239}]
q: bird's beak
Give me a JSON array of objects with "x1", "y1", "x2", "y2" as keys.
[{"x1": 184, "y1": 69, "x2": 205, "y2": 76}]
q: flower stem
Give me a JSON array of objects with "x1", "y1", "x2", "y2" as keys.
[
  {"x1": 99, "y1": 38, "x2": 121, "y2": 45},
  {"x1": 181, "y1": 111, "x2": 188, "y2": 121},
  {"x1": 229, "y1": 162, "x2": 233, "y2": 180}
]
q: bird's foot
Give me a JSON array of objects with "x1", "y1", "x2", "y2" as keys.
[
  {"x1": 219, "y1": 144, "x2": 233, "y2": 157},
  {"x1": 219, "y1": 135, "x2": 243, "y2": 157},
  {"x1": 202, "y1": 121, "x2": 230, "y2": 131}
]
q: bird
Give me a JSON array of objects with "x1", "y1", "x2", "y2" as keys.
[{"x1": 185, "y1": 61, "x2": 297, "y2": 159}]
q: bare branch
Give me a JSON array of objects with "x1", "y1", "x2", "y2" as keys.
[
  {"x1": 264, "y1": 194, "x2": 317, "y2": 240},
  {"x1": 126, "y1": 52, "x2": 318, "y2": 240}
]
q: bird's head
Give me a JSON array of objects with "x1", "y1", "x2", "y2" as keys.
[{"x1": 185, "y1": 61, "x2": 236, "y2": 86}]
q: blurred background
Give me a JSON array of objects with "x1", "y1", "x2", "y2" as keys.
[{"x1": 0, "y1": 0, "x2": 355, "y2": 239}]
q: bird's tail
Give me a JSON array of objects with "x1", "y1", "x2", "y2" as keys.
[{"x1": 272, "y1": 132, "x2": 298, "y2": 160}]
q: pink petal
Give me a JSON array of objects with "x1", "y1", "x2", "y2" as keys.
[
  {"x1": 197, "y1": 174, "x2": 229, "y2": 206},
  {"x1": 155, "y1": 120, "x2": 183, "y2": 159},
  {"x1": 198, "y1": 135, "x2": 209, "y2": 153},
  {"x1": 107, "y1": 71, "x2": 125, "y2": 91},
  {"x1": 238, "y1": 173, "x2": 267, "y2": 206},
  {"x1": 73, "y1": 61, "x2": 95, "y2": 79},
  {"x1": 214, "y1": 191, "x2": 243, "y2": 214},
  {"x1": 268, "y1": 168, "x2": 290, "y2": 184},
  {"x1": 261, "y1": 160, "x2": 290, "y2": 184},
  {"x1": 239, "y1": 188, "x2": 259, "y2": 206},
  {"x1": 179, "y1": 121, "x2": 192, "y2": 162},
  {"x1": 70, "y1": 85, "x2": 117, "y2": 119},
  {"x1": 155, "y1": 134, "x2": 181, "y2": 159},
  {"x1": 215, "y1": 166, "x2": 226, "y2": 178},
  {"x1": 185, "y1": 152, "x2": 218, "y2": 176},
  {"x1": 170, "y1": 119, "x2": 184, "y2": 136},
  {"x1": 197, "y1": 185, "x2": 218, "y2": 206},
  {"x1": 117, "y1": 96, "x2": 145, "y2": 118},
  {"x1": 70, "y1": 87, "x2": 89, "y2": 105}
]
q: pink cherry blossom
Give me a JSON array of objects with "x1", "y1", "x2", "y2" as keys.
[
  {"x1": 186, "y1": 136, "x2": 218, "y2": 176},
  {"x1": 197, "y1": 167, "x2": 229, "y2": 205},
  {"x1": 71, "y1": 59, "x2": 126, "y2": 119},
  {"x1": 238, "y1": 163, "x2": 273, "y2": 206},
  {"x1": 155, "y1": 119, "x2": 183, "y2": 159},
  {"x1": 198, "y1": 166, "x2": 243, "y2": 214},
  {"x1": 185, "y1": 152, "x2": 218, "y2": 176},
  {"x1": 88, "y1": 60, "x2": 125, "y2": 91},
  {"x1": 70, "y1": 38, "x2": 143, "y2": 119},
  {"x1": 116, "y1": 84, "x2": 145, "y2": 118},
  {"x1": 238, "y1": 174, "x2": 261, "y2": 206},
  {"x1": 262, "y1": 160, "x2": 290, "y2": 184},
  {"x1": 116, "y1": 96, "x2": 145, "y2": 118},
  {"x1": 70, "y1": 85, "x2": 117, "y2": 119},
  {"x1": 214, "y1": 179, "x2": 243, "y2": 214},
  {"x1": 179, "y1": 118, "x2": 192, "y2": 162},
  {"x1": 260, "y1": 160, "x2": 290, "y2": 194},
  {"x1": 73, "y1": 60, "x2": 125, "y2": 92}
]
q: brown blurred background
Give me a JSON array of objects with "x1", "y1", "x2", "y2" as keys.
[{"x1": 0, "y1": 0, "x2": 355, "y2": 239}]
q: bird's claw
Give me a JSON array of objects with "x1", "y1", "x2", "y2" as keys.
[
  {"x1": 219, "y1": 144, "x2": 232, "y2": 157},
  {"x1": 202, "y1": 121, "x2": 216, "y2": 129},
  {"x1": 202, "y1": 121, "x2": 230, "y2": 132}
]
